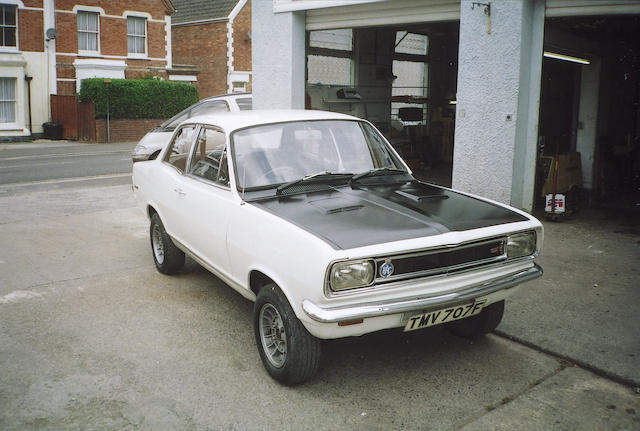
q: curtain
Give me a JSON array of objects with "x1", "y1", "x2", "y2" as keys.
[{"x1": 0, "y1": 78, "x2": 16, "y2": 123}]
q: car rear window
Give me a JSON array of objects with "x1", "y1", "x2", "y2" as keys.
[{"x1": 236, "y1": 98, "x2": 252, "y2": 111}]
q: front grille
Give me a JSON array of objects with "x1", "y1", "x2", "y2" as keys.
[{"x1": 374, "y1": 238, "x2": 506, "y2": 283}]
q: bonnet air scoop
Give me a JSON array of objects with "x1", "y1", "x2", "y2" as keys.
[{"x1": 308, "y1": 197, "x2": 364, "y2": 215}]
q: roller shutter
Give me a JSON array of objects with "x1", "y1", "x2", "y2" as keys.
[
  {"x1": 305, "y1": 0, "x2": 460, "y2": 31},
  {"x1": 545, "y1": 0, "x2": 640, "y2": 17}
]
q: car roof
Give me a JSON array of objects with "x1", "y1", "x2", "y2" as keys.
[
  {"x1": 184, "y1": 109, "x2": 362, "y2": 132},
  {"x1": 202, "y1": 93, "x2": 251, "y2": 101}
]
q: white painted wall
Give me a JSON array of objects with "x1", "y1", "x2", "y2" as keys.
[
  {"x1": 576, "y1": 57, "x2": 600, "y2": 190},
  {"x1": 252, "y1": 0, "x2": 305, "y2": 109},
  {"x1": 24, "y1": 52, "x2": 50, "y2": 135},
  {"x1": 453, "y1": 0, "x2": 544, "y2": 211},
  {"x1": 73, "y1": 59, "x2": 126, "y2": 93}
]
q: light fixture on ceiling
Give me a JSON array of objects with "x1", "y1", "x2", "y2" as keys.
[{"x1": 543, "y1": 51, "x2": 590, "y2": 65}]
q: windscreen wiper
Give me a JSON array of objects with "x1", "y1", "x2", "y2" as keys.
[
  {"x1": 275, "y1": 171, "x2": 352, "y2": 195},
  {"x1": 350, "y1": 167, "x2": 408, "y2": 184}
]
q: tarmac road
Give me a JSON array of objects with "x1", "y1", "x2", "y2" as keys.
[{"x1": 0, "y1": 141, "x2": 638, "y2": 430}]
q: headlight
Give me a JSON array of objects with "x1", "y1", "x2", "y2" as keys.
[
  {"x1": 329, "y1": 259, "x2": 375, "y2": 291},
  {"x1": 506, "y1": 231, "x2": 536, "y2": 259},
  {"x1": 133, "y1": 143, "x2": 148, "y2": 154}
]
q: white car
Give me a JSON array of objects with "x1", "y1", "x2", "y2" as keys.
[
  {"x1": 132, "y1": 110, "x2": 543, "y2": 384},
  {"x1": 131, "y1": 93, "x2": 252, "y2": 162}
]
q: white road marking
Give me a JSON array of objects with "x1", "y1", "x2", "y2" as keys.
[
  {"x1": 0, "y1": 150, "x2": 131, "y2": 161},
  {"x1": 0, "y1": 290, "x2": 43, "y2": 304},
  {"x1": 1, "y1": 173, "x2": 131, "y2": 188}
]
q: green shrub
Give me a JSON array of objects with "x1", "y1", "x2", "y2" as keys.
[{"x1": 78, "y1": 78, "x2": 199, "y2": 119}]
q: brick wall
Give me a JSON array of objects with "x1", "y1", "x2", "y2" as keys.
[
  {"x1": 55, "y1": 0, "x2": 172, "y2": 96},
  {"x1": 95, "y1": 118, "x2": 167, "y2": 143},
  {"x1": 55, "y1": 0, "x2": 171, "y2": 20},
  {"x1": 232, "y1": 1, "x2": 251, "y2": 73},
  {"x1": 100, "y1": 17, "x2": 127, "y2": 56},
  {"x1": 19, "y1": 9, "x2": 44, "y2": 52},
  {"x1": 173, "y1": 21, "x2": 228, "y2": 98}
]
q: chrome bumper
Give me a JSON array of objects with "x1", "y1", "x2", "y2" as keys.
[{"x1": 302, "y1": 264, "x2": 543, "y2": 323}]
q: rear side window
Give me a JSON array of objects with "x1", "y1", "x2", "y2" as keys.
[
  {"x1": 163, "y1": 125, "x2": 198, "y2": 173},
  {"x1": 191, "y1": 100, "x2": 229, "y2": 116},
  {"x1": 235, "y1": 98, "x2": 252, "y2": 111}
]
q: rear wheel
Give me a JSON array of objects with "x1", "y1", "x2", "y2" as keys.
[
  {"x1": 446, "y1": 300, "x2": 505, "y2": 339},
  {"x1": 150, "y1": 213, "x2": 185, "y2": 274},
  {"x1": 254, "y1": 283, "x2": 321, "y2": 385}
]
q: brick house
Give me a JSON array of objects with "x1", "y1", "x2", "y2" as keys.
[
  {"x1": 54, "y1": 0, "x2": 176, "y2": 96},
  {"x1": 171, "y1": 0, "x2": 251, "y2": 97},
  {"x1": 0, "y1": 0, "x2": 174, "y2": 140}
]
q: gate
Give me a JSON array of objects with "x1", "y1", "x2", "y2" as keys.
[
  {"x1": 50, "y1": 95, "x2": 78, "y2": 140},
  {"x1": 77, "y1": 101, "x2": 96, "y2": 141}
]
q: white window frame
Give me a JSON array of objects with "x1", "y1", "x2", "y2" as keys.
[
  {"x1": 126, "y1": 12, "x2": 149, "y2": 59},
  {"x1": 0, "y1": 3, "x2": 18, "y2": 52},
  {"x1": 77, "y1": 10, "x2": 100, "y2": 55}
]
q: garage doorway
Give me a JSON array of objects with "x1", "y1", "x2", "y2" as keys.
[
  {"x1": 536, "y1": 15, "x2": 640, "y2": 211},
  {"x1": 305, "y1": 22, "x2": 459, "y2": 187}
]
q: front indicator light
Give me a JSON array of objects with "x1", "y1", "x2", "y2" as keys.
[
  {"x1": 507, "y1": 231, "x2": 536, "y2": 258},
  {"x1": 329, "y1": 259, "x2": 375, "y2": 291}
]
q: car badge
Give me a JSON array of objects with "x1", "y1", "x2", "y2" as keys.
[{"x1": 379, "y1": 261, "x2": 394, "y2": 278}]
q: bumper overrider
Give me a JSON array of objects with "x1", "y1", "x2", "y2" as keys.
[{"x1": 302, "y1": 263, "x2": 543, "y2": 323}]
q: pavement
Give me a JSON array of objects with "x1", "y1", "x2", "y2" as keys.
[{"x1": 0, "y1": 140, "x2": 639, "y2": 430}]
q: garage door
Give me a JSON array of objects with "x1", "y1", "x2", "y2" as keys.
[
  {"x1": 546, "y1": 0, "x2": 640, "y2": 17},
  {"x1": 305, "y1": 0, "x2": 460, "y2": 30}
]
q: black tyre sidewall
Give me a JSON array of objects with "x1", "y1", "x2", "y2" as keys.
[
  {"x1": 253, "y1": 283, "x2": 321, "y2": 385},
  {"x1": 446, "y1": 300, "x2": 505, "y2": 339},
  {"x1": 150, "y1": 213, "x2": 185, "y2": 275}
]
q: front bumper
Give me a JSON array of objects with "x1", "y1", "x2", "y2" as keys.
[{"x1": 302, "y1": 263, "x2": 543, "y2": 323}]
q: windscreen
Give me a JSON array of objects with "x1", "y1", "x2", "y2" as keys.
[{"x1": 231, "y1": 120, "x2": 401, "y2": 189}]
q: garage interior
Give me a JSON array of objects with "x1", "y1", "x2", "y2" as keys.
[
  {"x1": 305, "y1": 22, "x2": 459, "y2": 188},
  {"x1": 539, "y1": 15, "x2": 640, "y2": 212},
  {"x1": 304, "y1": 14, "x2": 640, "y2": 214}
]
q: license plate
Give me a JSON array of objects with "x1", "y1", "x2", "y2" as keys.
[{"x1": 403, "y1": 299, "x2": 487, "y2": 332}]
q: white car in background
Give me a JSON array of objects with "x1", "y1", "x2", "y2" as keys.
[{"x1": 131, "y1": 93, "x2": 252, "y2": 162}]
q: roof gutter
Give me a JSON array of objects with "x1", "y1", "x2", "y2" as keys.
[{"x1": 172, "y1": 17, "x2": 228, "y2": 27}]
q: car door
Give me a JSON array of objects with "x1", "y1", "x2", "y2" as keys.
[
  {"x1": 179, "y1": 126, "x2": 238, "y2": 277},
  {"x1": 155, "y1": 123, "x2": 200, "y2": 245}
]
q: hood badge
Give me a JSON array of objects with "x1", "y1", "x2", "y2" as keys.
[{"x1": 379, "y1": 260, "x2": 395, "y2": 278}]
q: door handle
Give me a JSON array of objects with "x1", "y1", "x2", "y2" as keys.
[{"x1": 174, "y1": 188, "x2": 186, "y2": 196}]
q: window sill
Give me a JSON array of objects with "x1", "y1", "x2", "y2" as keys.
[
  {"x1": 127, "y1": 53, "x2": 148, "y2": 60},
  {"x1": 0, "y1": 47, "x2": 20, "y2": 54},
  {"x1": 78, "y1": 50, "x2": 102, "y2": 58},
  {"x1": 0, "y1": 122, "x2": 23, "y2": 131}
]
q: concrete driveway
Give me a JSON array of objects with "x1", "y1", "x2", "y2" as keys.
[{"x1": 0, "y1": 163, "x2": 638, "y2": 429}]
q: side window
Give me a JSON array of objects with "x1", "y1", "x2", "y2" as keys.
[
  {"x1": 190, "y1": 100, "x2": 229, "y2": 116},
  {"x1": 235, "y1": 98, "x2": 252, "y2": 111},
  {"x1": 188, "y1": 128, "x2": 230, "y2": 187},
  {"x1": 163, "y1": 125, "x2": 198, "y2": 173}
]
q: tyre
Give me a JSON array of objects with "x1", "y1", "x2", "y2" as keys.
[
  {"x1": 254, "y1": 283, "x2": 321, "y2": 385},
  {"x1": 150, "y1": 213, "x2": 185, "y2": 274},
  {"x1": 446, "y1": 300, "x2": 505, "y2": 339}
]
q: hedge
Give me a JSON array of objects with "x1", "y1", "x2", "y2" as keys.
[{"x1": 78, "y1": 78, "x2": 199, "y2": 119}]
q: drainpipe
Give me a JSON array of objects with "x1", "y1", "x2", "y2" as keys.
[{"x1": 25, "y1": 75, "x2": 33, "y2": 136}]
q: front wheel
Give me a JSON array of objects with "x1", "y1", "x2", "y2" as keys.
[
  {"x1": 446, "y1": 300, "x2": 505, "y2": 339},
  {"x1": 254, "y1": 283, "x2": 321, "y2": 385}
]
